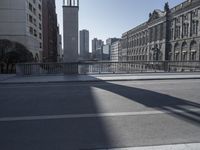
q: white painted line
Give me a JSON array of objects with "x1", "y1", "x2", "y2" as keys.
[
  {"x1": 0, "y1": 108, "x2": 199, "y2": 122},
  {"x1": 101, "y1": 143, "x2": 200, "y2": 150}
]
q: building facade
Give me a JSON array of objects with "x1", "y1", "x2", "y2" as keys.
[
  {"x1": 92, "y1": 38, "x2": 104, "y2": 60},
  {"x1": 111, "y1": 40, "x2": 121, "y2": 62},
  {"x1": 79, "y1": 29, "x2": 89, "y2": 60},
  {"x1": 102, "y1": 45, "x2": 110, "y2": 60},
  {"x1": 103, "y1": 38, "x2": 120, "y2": 61},
  {"x1": 0, "y1": 0, "x2": 43, "y2": 61},
  {"x1": 42, "y1": 0, "x2": 58, "y2": 62},
  {"x1": 57, "y1": 27, "x2": 62, "y2": 62},
  {"x1": 121, "y1": 0, "x2": 200, "y2": 62}
]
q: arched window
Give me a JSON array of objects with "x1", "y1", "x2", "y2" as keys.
[
  {"x1": 181, "y1": 42, "x2": 188, "y2": 61},
  {"x1": 174, "y1": 43, "x2": 180, "y2": 61},
  {"x1": 168, "y1": 44, "x2": 172, "y2": 61},
  {"x1": 190, "y1": 40, "x2": 198, "y2": 61}
]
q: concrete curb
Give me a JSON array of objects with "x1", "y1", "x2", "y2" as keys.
[
  {"x1": 0, "y1": 77, "x2": 200, "y2": 85},
  {"x1": 100, "y1": 143, "x2": 200, "y2": 150}
]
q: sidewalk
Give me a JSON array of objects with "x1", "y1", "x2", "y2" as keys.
[
  {"x1": 101, "y1": 143, "x2": 200, "y2": 150},
  {"x1": 0, "y1": 72, "x2": 200, "y2": 84},
  {"x1": 0, "y1": 74, "x2": 16, "y2": 81}
]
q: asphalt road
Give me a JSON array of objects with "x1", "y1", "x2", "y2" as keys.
[{"x1": 0, "y1": 79, "x2": 200, "y2": 150}]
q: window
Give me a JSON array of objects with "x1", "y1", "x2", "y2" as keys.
[
  {"x1": 39, "y1": 14, "x2": 42, "y2": 21},
  {"x1": 176, "y1": 17, "x2": 180, "y2": 23},
  {"x1": 34, "y1": 29, "x2": 37, "y2": 37},
  {"x1": 192, "y1": 20, "x2": 198, "y2": 35},
  {"x1": 29, "y1": 3, "x2": 33, "y2": 11},
  {"x1": 175, "y1": 26, "x2": 181, "y2": 39},
  {"x1": 182, "y1": 52, "x2": 187, "y2": 61},
  {"x1": 39, "y1": 33, "x2": 42, "y2": 39},
  {"x1": 183, "y1": 13, "x2": 189, "y2": 21},
  {"x1": 33, "y1": 8, "x2": 36, "y2": 15},
  {"x1": 29, "y1": 15, "x2": 33, "y2": 23},
  {"x1": 27, "y1": 14, "x2": 29, "y2": 21},
  {"x1": 38, "y1": 4, "x2": 41, "y2": 11},
  {"x1": 192, "y1": 9, "x2": 198, "y2": 17},
  {"x1": 33, "y1": 18, "x2": 36, "y2": 26},
  {"x1": 39, "y1": 23, "x2": 42, "y2": 30},
  {"x1": 183, "y1": 23, "x2": 189, "y2": 36},
  {"x1": 175, "y1": 53, "x2": 179, "y2": 61},
  {"x1": 29, "y1": 27, "x2": 33, "y2": 35},
  {"x1": 170, "y1": 28, "x2": 174, "y2": 39},
  {"x1": 190, "y1": 52, "x2": 197, "y2": 61}
]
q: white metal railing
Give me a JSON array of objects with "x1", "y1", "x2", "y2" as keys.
[{"x1": 16, "y1": 61, "x2": 200, "y2": 76}]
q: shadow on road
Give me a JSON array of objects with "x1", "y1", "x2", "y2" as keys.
[
  {"x1": 0, "y1": 77, "x2": 200, "y2": 149},
  {"x1": 0, "y1": 84, "x2": 112, "y2": 150},
  {"x1": 94, "y1": 81, "x2": 200, "y2": 126}
]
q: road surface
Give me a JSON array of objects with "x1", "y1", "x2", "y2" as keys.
[{"x1": 0, "y1": 79, "x2": 200, "y2": 149}]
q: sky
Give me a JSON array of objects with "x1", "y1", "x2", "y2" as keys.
[{"x1": 56, "y1": 0, "x2": 184, "y2": 50}]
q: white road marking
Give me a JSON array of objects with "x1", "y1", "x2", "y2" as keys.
[
  {"x1": 0, "y1": 108, "x2": 199, "y2": 122},
  {"x1": 101, "y1": 143, "x2": 200, "y2": 150}
]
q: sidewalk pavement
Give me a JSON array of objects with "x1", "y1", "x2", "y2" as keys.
[
  {"x1": 101, "y1": 143, "x2": 200, "y2": 150},
  {"x1": 0, "y1": 72, "x2": 200, "y2": 84},
  {"x1": 0, "y1": 74, "x2": 16, "y2": 81}
]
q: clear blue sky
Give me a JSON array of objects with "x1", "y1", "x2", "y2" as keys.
[{"x1": 56, "y1": 0, "x2": 184, "y2": 50}]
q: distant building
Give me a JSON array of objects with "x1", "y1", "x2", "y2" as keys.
[
  {"x1": 111, "y1": 40, "x2": 121, "y2": 62},
  {"x1": 88, "y1": 52, "x2": 93, "y2": 60},
  {"x1": 0, "y1": 0, "x2": 43, "y2": 61},
  {"x1": 79, "y1": 29, "x2": 89, "y2": 60},
  {"x1": 92, "y1": 38, "x2": 104, "y2": 60},
  {"x1": 103, "y1": 38, "x2": 120, "y2": 61},
  {"x1": 102, "y1": 45, "x2": 110, "y2": 60},
  {"x1": 96, "y1": 46, "x2": 103, "y2": 61},
  {"x1": 106, "y1": 38, "x2": 120, "y2": 45},
  {"x1": 121, "y1": 0, "x2": 200, "y2": 62},
  {"x1": 42, "y1": 0, "x2": 58, "y2": 62}
]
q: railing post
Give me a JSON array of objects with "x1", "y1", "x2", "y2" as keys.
[
  {"x1": 16, "y1": 64, "x2": 23, "y2": 76},
  {"x1": 163, "y1": 61, "x2": 169, "y2": 72}
]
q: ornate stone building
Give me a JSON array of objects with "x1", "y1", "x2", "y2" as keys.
[{"x1": 120, "y1": 0, "x2": 200, "y2": 62}]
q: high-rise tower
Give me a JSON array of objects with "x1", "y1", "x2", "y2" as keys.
[
  {"x1": 80, "y1": 29, "x2": 89, "y2": 60},
  {"x1": 63, "y1": 0, "x2": 79, "y2": 62},
  {"x1": 42, "y1": 0, "x2": 58, "y2": 62}
]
